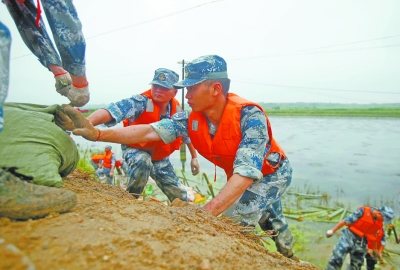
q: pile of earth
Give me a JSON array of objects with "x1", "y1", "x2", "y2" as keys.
[{"x1": 0, "y1": 170, "x2": 320, "y2": 270}]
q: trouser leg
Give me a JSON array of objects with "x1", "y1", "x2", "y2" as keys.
[
  {"x1": 0, "y1": 21, "x2": 11, "y2": 132},
  {"x1": 229, "y1": 159, "x2": 292, "y2": 227},
  {"x1": 124, "y1": 148, "x2": 152, "y2": 198},
  {"x1": 4, "y1": 0, "x2": 62, "y2": 69},
  {"x1": 151, "y1": 158, "x2": 187, "y2": 202},
  {"x1": 41, "y1": 0, "x2": 86, "y2": 76},
  {"x1": 365, "y1": 253, "x2": 376, "y2": 270},
  {"x1": 258, "y1": 200, "x2": 295, "y2": 258}
]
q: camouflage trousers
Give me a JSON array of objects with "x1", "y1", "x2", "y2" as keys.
[
  {"x1": 4, "y1": 0, "x2": 86, "y2": 76},
  {"x1": 325, "y1": 229, "x2": 367, "y2": 270},
  {"x1": 123, "y1": 147, "x2": 187, "y2": 202},
  {"x1": 224, "y1": 158, "x2": 295, "y2": 256},
  {"x1": 0, "y1": 21, "x2": 11, "y2": 132}
]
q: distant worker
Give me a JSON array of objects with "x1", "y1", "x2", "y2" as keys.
[
  {"x1": 90, "y1": 154, "x2": 103, "y2": 170},
  {"x1": 365, "y1": 206, "x2": 396, "y2": 270},
  {"x1": 95, "y1": 145, "x2": 115, "y2": 185},
  {"x1": 3, "y1": 0, "x2": 90, "y2": 107},
  {"x1": 84, "y1": 68, "x2": 199, "y2": 202},
  {"x1": 115, "y1": 159, "x2": 127, "y2": 175},
  {"x1": 325, "y1": 205, "x2": 394, "y2": 270}
]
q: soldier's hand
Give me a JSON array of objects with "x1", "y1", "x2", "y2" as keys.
[
  {"x1": 191, "y1": 158, "x2": 200, "y2": 175},
  {"x1": 326, "y1": 229, "x2": 334, "y2": 238},
  {"x1": 62, "y1": 104, "x2": 99, "y2": 141},
  {"x1": 54, "y1": 108, "x2": 76, "y2": 131}
]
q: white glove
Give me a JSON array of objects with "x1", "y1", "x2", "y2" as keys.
[
  {"x1": 55, "y1": 72, "x2": 72, "y2": 97},
  {"x1": 190, "y1": 158, "x2": 200, "y2": 175},
  {"x1": 68, "y1": 84, "x2": 90, "y2": 107},
  {"x1": 326, "y1": 229, "x2": 334, "y2": 238}
]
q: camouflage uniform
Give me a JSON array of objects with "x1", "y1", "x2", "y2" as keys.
[
  {"x1": 151, "y1": 105, "x2": 295, "y2": 256},
  {"x1": 3, "y1": 0, "x2": 86, "y2": 76},
  {"x1": 325, "y1": 207, "x2": 386, "y2": 270},
  {"x1": 0, "y1": 21, "x2": 11, "y2": 132},
  {"x1": 103, "y1": 93, "x2": 189, "y2": 202}
]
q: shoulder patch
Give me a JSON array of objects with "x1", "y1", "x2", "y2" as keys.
[{"x1": 172, "y1": 111, "x2": 189, "y2": 121}]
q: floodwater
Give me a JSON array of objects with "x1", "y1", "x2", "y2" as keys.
[{"x1": 72, "y1": 116, "x2": 400, "y2": 211}]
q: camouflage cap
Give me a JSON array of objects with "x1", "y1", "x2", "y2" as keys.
[
  {"x1": 174, "y1": 55, "x2": 228, "y2": 89},
  {"x1": 380, "y1": 206, "x2": 394, "y2": 224},
  {"x1": 149, "y1": 68, "x2": 179, "y2": 89},
  {"x1": 104, "y1": 145, "x2": 112, "y2": 150}
]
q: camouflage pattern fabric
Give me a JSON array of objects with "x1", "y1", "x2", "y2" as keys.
[
  {"x1": 0, "y1": 21, "x2": 11, "y2": 132},
  {"x1": 4, "y1": 0, "x2": 86, "y2": 76},
  {"x1": 102, "y1": 93, "x2": 189, "y2": 201},
  {"x1": 151, "y1": 104, "x2": 294, "y2": 251},
  {"x1": 123, "y1": 148, "x2": 187, "y2": 202},
  {"x1": 325, "y1": 228, "x2": 367, "y2": 270}
]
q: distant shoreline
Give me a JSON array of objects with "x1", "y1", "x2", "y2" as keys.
[
  {"x1": 82, "y1": 107, "x2": 400, "y2": 118},
  {"x1": 263, "y1": 107, "x2": 400, "y2": 117}
]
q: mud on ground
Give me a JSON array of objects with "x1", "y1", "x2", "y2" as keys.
[{"x1": 0, "y1": 170, "x2": 320, "y2": 270}]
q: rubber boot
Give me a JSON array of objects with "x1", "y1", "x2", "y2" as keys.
[{"x1": 0, "y1": 167, "x2": 77, "y2": 219}]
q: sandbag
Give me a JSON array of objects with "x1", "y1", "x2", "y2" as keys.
[{"x1": 0, "y1": 103, "x2": 79, "y2": 187}]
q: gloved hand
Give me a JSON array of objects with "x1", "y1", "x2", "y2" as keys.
[
  {"x1": 170, "y1": 198, "x2": 190, "y2": 207},
  {"x1": 190, "y1": 158, "x2": 200, "y2": 175},
  {"x1": 55, "y1": 72, "x2": 72, "y2": 97},
  {"x1": 68, "y1": 84, "x2": 90, "y2": 107},
  {"x1": 62, "y1": 104, "x2": 99, "y2": 141},
  {"x1": 326, "y1": 229, "x2": 334, "y2": 238},
  {"x1": 54, "y1": 108, "x2": 76, "y2": 131}
]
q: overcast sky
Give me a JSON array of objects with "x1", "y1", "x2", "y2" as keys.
[{"x1": 2, "y1": 0, "x2": 400, "y2": 106}]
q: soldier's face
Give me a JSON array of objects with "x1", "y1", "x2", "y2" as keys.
[
  {"x1": 151, "y1": 84, "x2": 177, "y2": 104},
  {"x1": 372, "y1": 210, "x2": 383, "y2": 221}
]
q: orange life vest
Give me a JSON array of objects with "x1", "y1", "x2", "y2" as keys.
[
  {"x1": 348, "y1": 207, "x2": 383, "y2": 246},
  {"x1": 91, "y1": 154, "x2": 103, "y2": 164},
  {"x1": 122, "y1": 90, "x2": 183, "y2": 161},
  {"x1": 102, "y1": 151, "x2": 114, "y2": 169},
  {"x1": 367, "y1": 228, "x2": 383, "y2": 250},
  {"x1": 188, "y1": 93, "x2": 286, "y2": 179}
]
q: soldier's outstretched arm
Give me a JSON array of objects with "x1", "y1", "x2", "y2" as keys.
[{"x1": 63, "y1": 104, "x2": 161, "y2": 144}]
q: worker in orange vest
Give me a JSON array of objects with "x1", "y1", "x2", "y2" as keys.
[
  {"x1": 90, "y1": 154, "x2": 103, "y2": 170},
  {"x1": 325, "y1": 205, "x2": 394, "y2": 270},
  {"x1": 95, "y1": 145, "x2": 115, "y2": 185},
  {"x1": 83, "y1": 68, "x2": 199, "y2": 202},
  {"x1": 364, "y1": 206, "x2": 396, "y2": 270},
  {"x1": 115, "y1": 159, "x2": 127, "y2": 175}
]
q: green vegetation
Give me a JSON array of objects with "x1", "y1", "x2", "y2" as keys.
[{"x1": 264, "y1": 107, "x2": 400, "y2": 117}]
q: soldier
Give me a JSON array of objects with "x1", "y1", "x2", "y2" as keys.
[{"x1": 63, "y1": 55, "x2": 297, "y2": 260}]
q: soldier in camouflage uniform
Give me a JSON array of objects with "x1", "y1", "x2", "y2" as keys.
[
  {"x1": 66, "y1": 55, "x2": 296, "y2": 260},
  {"x1": 3, "y1": 0, "x2": 89, "y2": 107},
  {"x1": 84, "y1": 68, "x2": 200, "y2": 203},
  {"x1": 325, "y1": 206, "x2": 394, "y2": 270}
]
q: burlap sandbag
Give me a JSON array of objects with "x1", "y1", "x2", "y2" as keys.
[{"x1": 0, "y1": 103, "x2": 79, "y2": 187}]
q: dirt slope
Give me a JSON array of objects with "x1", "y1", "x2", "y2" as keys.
[{"x1": 0, "y1": 170, "x2": 320, "y2": 270}]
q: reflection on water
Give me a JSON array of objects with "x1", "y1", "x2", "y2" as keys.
[{"x1": 71, "y1": 117, "x2": 400, "y2": 211}]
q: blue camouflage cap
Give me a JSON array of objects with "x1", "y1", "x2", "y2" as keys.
[
  {"x1": 105, "y1": 145, "x2": 112, "y2": 150},
  {"x1": 174, "y1": 55, "x2": 228, "y2": 89},
  {"x1": 380, "y1": 206, "x2": 394, "y2": 224},
  {"x1": 149, "y1": 68, "x2": 179, "y2": 89}
]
